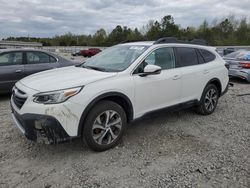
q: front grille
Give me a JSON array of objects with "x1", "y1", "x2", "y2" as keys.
[{"x1": 12, "y1": 87, "x2": 27, "y2": 109}]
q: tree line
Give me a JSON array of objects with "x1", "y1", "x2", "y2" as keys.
[{"x1": 4, "y1": 15, "x2": 250, "y2": 46}]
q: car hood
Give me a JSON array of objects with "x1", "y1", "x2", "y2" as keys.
[{"x1": 20, "y1": 66, "x2": 117, "y2": 92}]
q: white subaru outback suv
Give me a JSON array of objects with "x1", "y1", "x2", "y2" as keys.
[{"x1": 11, "y1": 38, "x2": 229, "y2": 151}]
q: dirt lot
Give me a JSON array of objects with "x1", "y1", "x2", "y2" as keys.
[{"x1": 0, "y1": 80, "x2": 250, "y2": 188}]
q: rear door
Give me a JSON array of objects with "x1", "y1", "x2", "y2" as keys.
[
  {"x1": 0, "y1": 51, "x2": 25, "y2": 93},
  {"x1": 24, "y1": 51, "x2": 59, "y2": 76},
  {"x1": 175, "y1": 47, "x2": 206, "y2": 102}
]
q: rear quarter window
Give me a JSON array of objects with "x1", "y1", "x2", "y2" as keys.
[
  {"x1": 49, "y1": 55, "x2": 57, "y2": 63},
  {"x1": 199, "y1": 49, "x2": 216, "y2": 63}
]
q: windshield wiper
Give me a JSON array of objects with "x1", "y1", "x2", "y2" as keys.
[{"x1": 81, "y1": 65, "x2": 107, "y2": 72}]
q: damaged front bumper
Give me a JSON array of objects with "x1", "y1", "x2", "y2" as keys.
[{"x1": 11, "y1": 109, "x2": 72, "y2": 144}]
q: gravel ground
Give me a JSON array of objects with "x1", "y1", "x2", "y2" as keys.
[{"x1": 0, "y1": 79, "x2": 249, "y2": 188}]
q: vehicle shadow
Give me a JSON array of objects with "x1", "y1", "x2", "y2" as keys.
[
  {"x1": 0, "y1": 93, "x2": 11, "y2": 101},
  {"x1": 230, "y1": 77, "x2": 249, "y2": 85}
]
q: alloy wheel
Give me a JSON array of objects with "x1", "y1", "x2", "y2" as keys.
[
  {"x1": 204, "y1": 88, "x2": 217, "y2": 112},
  {"x1": 92, "y1": 110, "x2": 122, "y2": 145}
]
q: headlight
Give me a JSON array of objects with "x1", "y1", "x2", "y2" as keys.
[{"x1": 33, "y1": 87, "x2": 83, "y2": 104}]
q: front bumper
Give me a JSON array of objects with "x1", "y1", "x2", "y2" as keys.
[
  {"x1": 11, "y1": 81, "x2": 85, "y2": 137},
  {"x1": 11, "y1": 108, "x2": 72, "y2": 144}
]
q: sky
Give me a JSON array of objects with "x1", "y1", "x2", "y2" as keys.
[{"x1": 0, "y1": 0, "x2": 249, "y2": 39}]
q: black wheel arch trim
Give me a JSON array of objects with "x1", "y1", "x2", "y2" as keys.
[
  {"x1": 202, "y1": 78, "x2": 223, "y2": 99},
  {"x1": 77, "y1": 92, "x2": 134, "y2": 136}
]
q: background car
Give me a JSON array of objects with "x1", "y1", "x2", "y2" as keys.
[
  {"x1": 71, "y1": 51, "x2": 80, "y2": 56},
  {"x1": 0, "y1": 49, "x2": 78, "y2": 94},
  {"x1": 216, "y1": 48, "x2": 224, "y2": 56},
  {"x1": 223, "y1": 51, "x2": 250, "y2": 82},
  {"x1": 223, "y1": 48, "x2": 236, "y2": 56},
  {"x1": 79, "y1": 48, "x2": 102, "y2": 57}
]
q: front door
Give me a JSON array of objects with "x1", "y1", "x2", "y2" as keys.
[{"x1": 133, "y1": 47, "x2": 182, "y2": 117}]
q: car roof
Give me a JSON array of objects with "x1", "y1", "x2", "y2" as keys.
[
  {"x1": 0, "y1": 48, "x2": 46, "y2": 53},
  {"x1": 237, "y1": 50, "x2": 250, "y2": 54},
  {"x1": 120, "y1": 41, "x2": 155, "y2": 46},
  {"x1": 0, "y1": 48, "x2": 64, "y2": 60},
  {"x1": 224, "y1": 50, "x2": 250, "y2": 58},
  {"x1": 120, "y1": 41, "x2": 216, "y2": 52},
  {"x1": 0, "y1": 48, "x2": 61, "y2": 57}
]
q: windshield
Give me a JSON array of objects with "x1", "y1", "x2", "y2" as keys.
[{"x1": 82, "y1": 45, "x2": 149, "y2": 72}]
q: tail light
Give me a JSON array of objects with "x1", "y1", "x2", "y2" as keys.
[{"x1": 239, "y1": 62, "x2": 250, "y2": 69}]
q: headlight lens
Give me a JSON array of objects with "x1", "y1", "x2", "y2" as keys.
[{"x1": 33, "y1": 87, "x2": 82, "y2": 104}]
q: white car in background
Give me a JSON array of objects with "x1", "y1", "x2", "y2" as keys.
[{"x1": 11, "y1": 38, "x2": 229, "y2": 151}]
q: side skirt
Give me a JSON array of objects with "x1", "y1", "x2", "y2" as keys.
[{"x1": 132, "y1": 100, "x2": 199, "y2": 122}]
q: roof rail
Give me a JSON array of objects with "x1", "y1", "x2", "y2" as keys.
[
  {"x1": 153, "y1": 37, "x2": 178, "y2": 44},
  {"x1": 190, "y1": 39, "x2": 208, "y2": 45},
  {"x1": 119, "y1": 39, "x2": 142, "y2": 44},
  {"x1": 153, "y1": 37, "x2": 208, "y2": 46}
]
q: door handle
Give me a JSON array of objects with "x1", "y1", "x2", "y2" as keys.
[
  {"x1": 203, "y1": 70, "x2": 210, "y2": 74},
  {"x1": 173, "y1": 75, "x2": 181, "y2": 80},
  {"x1": 15, "y1": 70, "x2": 22, "y2": 73}
]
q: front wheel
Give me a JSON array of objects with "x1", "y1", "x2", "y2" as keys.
[
  {"x1": 83, "y1": 101, "x2": 127, "y2": 151},
  {"x1": 196, "y1": 84, "x2": 219, "y2": 115}
]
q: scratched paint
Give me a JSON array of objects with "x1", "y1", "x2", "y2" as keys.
[{"x1": 44, "y1": 105, "x2": 79, "y2": 135}]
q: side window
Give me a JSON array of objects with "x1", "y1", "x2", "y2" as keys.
[
  {"x1": 200, "y1": 49, "x2": 216, "y2": 63},
  {"x1": 27, "y1": 52, "x2": 55, "y2": 64},
  {"x1": 0, "y1": 52, "x2": 23, "y2": 66},
  {"x1": 176, "y1": 47, "x2": 199, "y2": 67},
  {"x1": 145, "y1": 52, "x2": 155, "y2": 65},
  {"x1": 134, "y1": 47, "x2": 175, "y2": 74}
]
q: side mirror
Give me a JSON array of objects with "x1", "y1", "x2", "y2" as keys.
[{"x1": 140, "y1": 64, "x2": 161, "y2": 77}]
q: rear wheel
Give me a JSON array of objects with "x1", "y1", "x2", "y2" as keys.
[
  {"x1": 83, "y1": 100, "x2": 127, "y2": 151},
  {"x1": 196, "y1": 84, "x2": 219, "y2": 115}
]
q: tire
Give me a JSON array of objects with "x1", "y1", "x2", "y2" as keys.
[
  {"x1": 83, "y1": 100, "x2": 127, "y2": 151},
  {"x1": 196, "y1": 84, "x2": 219, "y2": 115}
]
